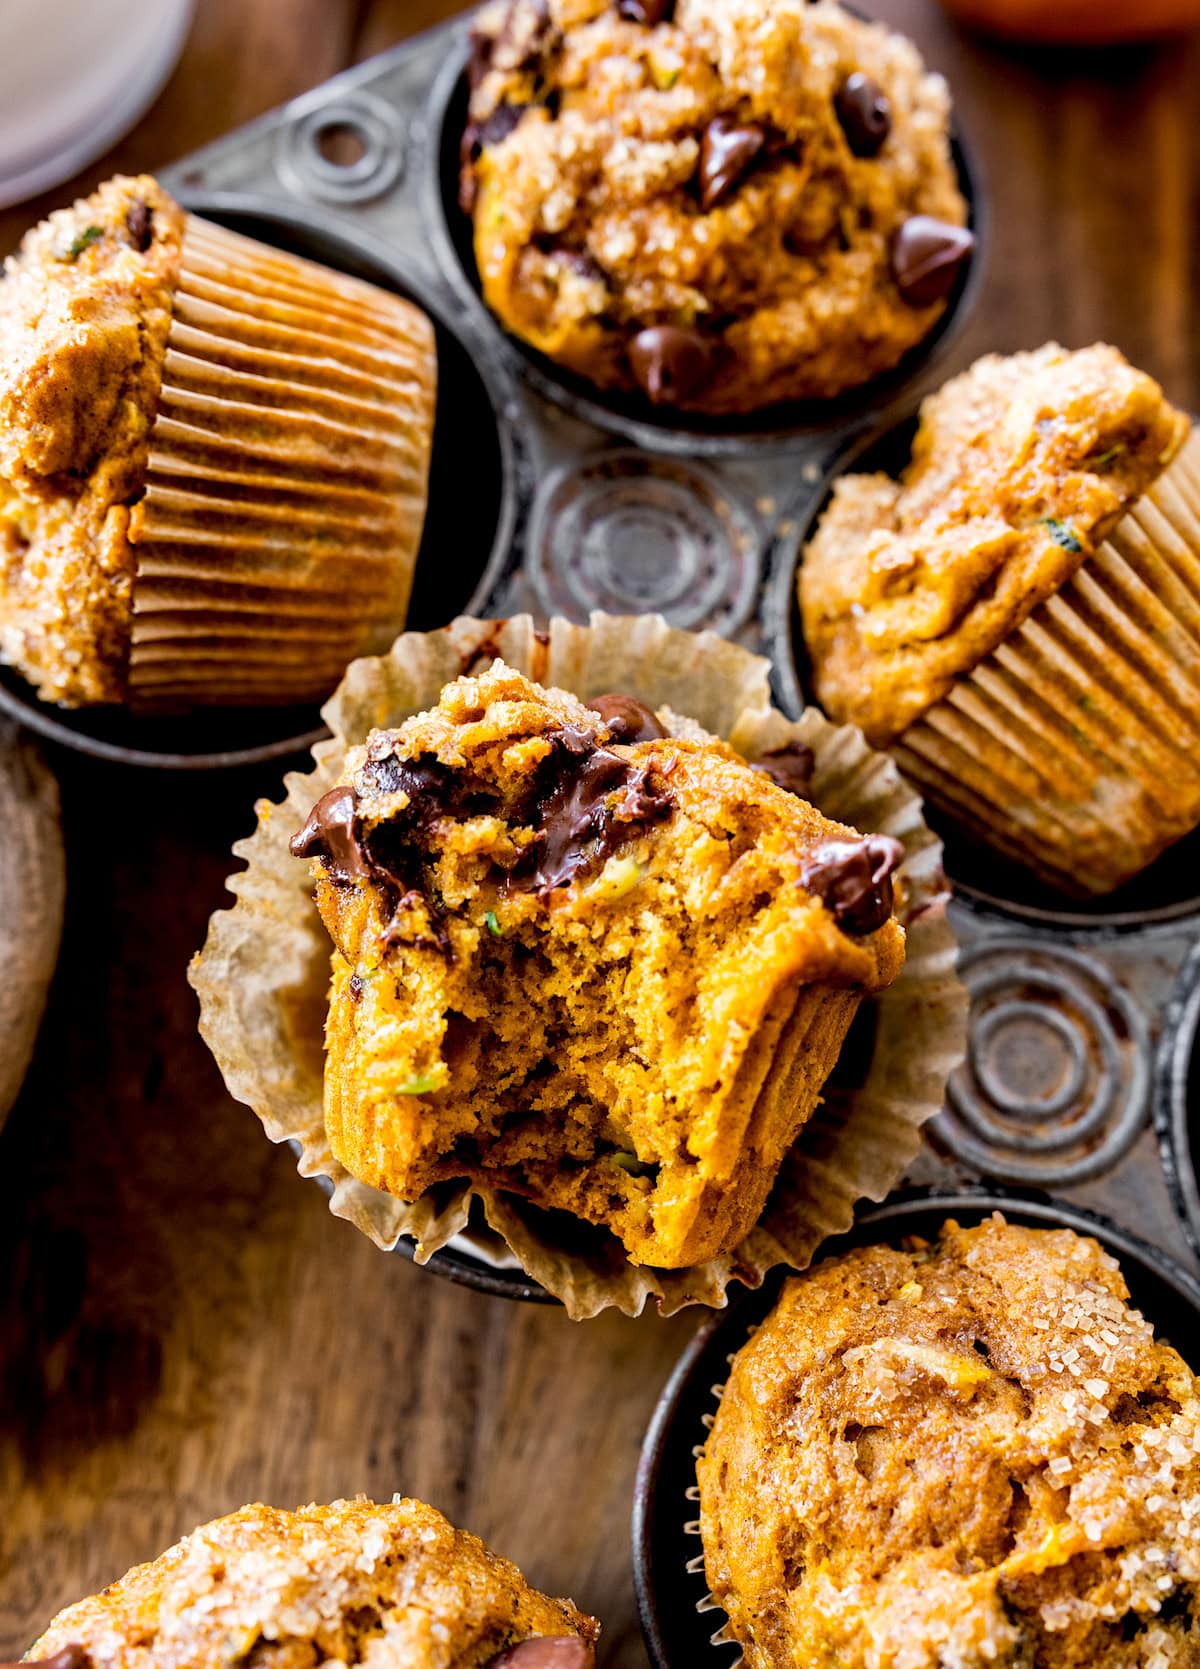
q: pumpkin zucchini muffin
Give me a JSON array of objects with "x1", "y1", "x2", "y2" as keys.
[
  {"x1": 290, "y1": 661, "x2": 905, "y2": 1269},
  {"x1": 0, "y1": 173, "x2": 436, "y2": 709},
  {"x1": 27, "y1": 1498, "x2": 598, "y2": 1669},
  {"x1": 800, "y1": 343, "x2": 1199, "y2": 894},
  {"x1": 460, "y1": 0, "x2": 972, "y2": 415},
  {"x1": 699, "y1": 1215, "x2": 1200, "y2": 1669}
]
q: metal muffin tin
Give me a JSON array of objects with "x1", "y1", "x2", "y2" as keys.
[
  {"x1": 6, "y1": 13, "x2": 1192, "y2": 1289},
  {"x1": 632, "y1": 1188, "x2": 1200, "y2": 1669}
]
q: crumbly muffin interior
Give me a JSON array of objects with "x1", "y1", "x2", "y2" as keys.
[
  {"x1": 462, "y1": 0, "x2": 969, "y2": 413},
  {"x1": 30, "y1": 1497, "x2": 597, "y2": 1669},
  {"x1": 801, "y1": 342, "x2": 1190, "y2": 744},
  {"x1": 699, "y1": 1215, "x2": 1200, "y2": 1669},
  {"x1": 0, "y1": 175, "x2": 183, "y2": 706},
  {"x1": 295, "y1": 663, "x2": 904, "y2": 1268}
]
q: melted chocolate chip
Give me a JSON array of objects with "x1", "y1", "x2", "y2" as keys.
[
  {"x1": 289, "y1": 786, "x2": 368, "y2": 883},
  {"x1": 801, "y1": 834, "x2": 904, "y2": 935},
  {"x1": 485, "y1": 1641, "x2": 595, "y2": 1669},
  {"x1": 587, "y1": 693, "x2": 666, "y2": 744},
  {"x1": 628, "y1": 325, "x2": 714, "y2": 405},
  {"x1": 3, "y1": 1650, "x2": 93, "y2": 1669},
  {"x1": 125, "y1": 198, "x2": 153, "y2": 251},
  {"x1": 348, "y1": 972, "x2": 365, "y2": 1002},
  {"x1": 617, "y1": 0, "x2": 673, "y2": 22},
  {"x1": 359, "y1": 751, "x2": 459, "y2": 821},
  {"x1": 699, "y1": 114, "x2": 766, "y2": 210},
  {"x1": 891, "y1": 216, "x2": 975, "y2": 308},
  {"x1": 752, "y1": 742, "x2": 815, "y2": 799},
  {"x1": 511, "y1": 728, "x2": 672, "y2": 894}
]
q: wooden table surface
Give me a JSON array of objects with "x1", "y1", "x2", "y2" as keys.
[{"x1": 2, "y1": 2, "x2": 1199, "y2": 1663}]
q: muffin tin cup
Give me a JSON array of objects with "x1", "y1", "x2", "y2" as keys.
[
  {"x1": 425, "y1": 44, "x2": 988, "y2": 461},
  {"x1": 632, "y1": 1187, "x2": 1200, "y2": 1669},
  {"x1": 1157, "y1": 941, "x2": 1200, "y2": 1264},
  {"x1": 0, "y1": 194, "x2": 523, "y2": 769}
]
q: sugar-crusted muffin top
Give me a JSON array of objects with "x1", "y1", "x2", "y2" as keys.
[
  {"x1": 462, "y1": 0, "x2": 969, "y2": 413},
  {"x1": 0, "y1": 174, "x2": 183, "y2": 704},
  {"x1": 800, "y1": 342, "x2": 1190, "y2": 744},
  {"x1": 30, "y1": 1498, "x2": 597, "y2": 1669},
  {"x1": 699, "y1": 1214, "x2": 1200, "y2": 1669}
]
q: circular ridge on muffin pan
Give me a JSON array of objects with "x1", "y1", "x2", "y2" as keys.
[
  {"x1": 631, "y1": 1187, "x2": 1200, "y2": 1669},
  {"x1": 932, "y1": 939, "x2": 1152, "y2": 1186},
  {"x1": 0, "y1": 194, "x2": 523, "y2": 771},
  {"x1": 1156, "y1": 941, "x2": 1200, "y2": 1263},
  {"x1": 526, "y1": 451, "x2": 762, "y2": 632},
  {"x1": 765, "y1": 415, "x2": 1200, "y2": 932},
  {"x1": 423, "y1": 43, "x2": 987, "y2": 460}
]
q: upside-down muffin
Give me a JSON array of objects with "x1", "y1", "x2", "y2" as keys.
[
  {"x1": 26, "y1": 1498, "x2": 598, "y2": 1669},
  {"x1": 290, "y1": 661, "x2": 905, "y2": 1269},
  {"x1": 699, "y1": 1215, "x2": 1200, "y2": 1669},
  {"x1": 0, "y1": 174, "x2": 435, "y2": 709},
  {"x1": 800, "y1": 342, "x2": 1199, "y2": 895},
  {"x1": 459, "y1": 0, "x2": 972, "y2": 415}
]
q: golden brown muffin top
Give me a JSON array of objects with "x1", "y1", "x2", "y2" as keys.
[
  {"x1": 698, "y1": 1215, "x2": 1200, "y2": 1669},
  {"x1": 30, "y1": 1498, "x2": 598, "y2": 1669},
  {"x1": 462, "y1": 0, "x2": 969, "y2": 413},
  {"x1": 0, "y1": 174, "x2": 183, "y2": 703},
  {"x1": 800, "y1": 343, "x2": 1190, "y2": 744}
]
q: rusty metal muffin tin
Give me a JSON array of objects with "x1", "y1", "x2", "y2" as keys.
[
  {"x1": 632, "y1": 1188, "x2": 1200, "y2": 1669},
  {"x1": 7, "y1": 12, "x2": 1194, "y2": 1287}
]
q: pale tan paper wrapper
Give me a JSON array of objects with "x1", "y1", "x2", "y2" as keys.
[
  {"x1": 191, "y1": 614, "x2": 966, "y2": 1319},
  {"x1": 127, "y1": 215, "x2": 437, "y2": 708},
  {"x1": 895, "y1": 431, "x2": 1200, "y2": 896}
]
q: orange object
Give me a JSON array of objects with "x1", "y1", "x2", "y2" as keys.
[{"x1": 937, "y1": 0, "x2": 1200, "y2": 43}]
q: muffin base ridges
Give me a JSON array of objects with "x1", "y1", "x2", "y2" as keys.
[
  {"x1": 126, "y1": 215, "x2": 436, "y2": 708},
  {"x1": 896, "y1": 429, "x2": 1200, "y2": 896}
]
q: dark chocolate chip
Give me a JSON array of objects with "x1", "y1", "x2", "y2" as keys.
[
  {"x1": 477, "y1": 101, "x2": 530, "y2": 149},
  {"x1": 834, "y1": 71, "x2": 892, "y2": 157},
  {"x1": 628, "y1": 325, "x2": 714, "y2": 405},
  {"x1": 348, "y1": 972, "x2": 365, "y2": 1002},
  {"x1": 891, "y1": 216, "x2": 975, "y2": 308},
  {"x1": 3, "y1": 1649, "x2": 93, "y2": 1669},
  {"x1": 467, "y1": 25, "x2": 494, "y2": 89},
  {"x1": 587, "y1": 694, "x2": 666, "y2": 743},
  {"x1": 801, "y1": 834, "x2": 904, "y2": 935},
  {"x1": 510, "y1": 729, "x2": 672, "y2": 894},
  {"x1": 617, "y1": 0, "x2": 673, "y2": 23},
  {"x1": 289, "y1": 786, "x2": 368, "y2": 883},
  {"x1": 125, "y1": 198, "x2": 154, "y2": 251},
  {"x1": 485, "y1": 1640, "x2": 595, "y2": 1669},
  {"x1": 752, "y1": 742, "x2": 815, "y2": 799},
  {"x1": 699, "y1": 114, "x2": 766, "y2": 210}
]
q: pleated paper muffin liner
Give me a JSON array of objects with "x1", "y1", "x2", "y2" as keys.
[
  {"x1": 127, "y1": 215, "x2": 437, "y2": 708},
  {"x1": 190, "y1": 614, "x2": 966, "y2": 1319},
  {"x1": 895, "y1": 429, "x2": 1200, "y2": 896}
]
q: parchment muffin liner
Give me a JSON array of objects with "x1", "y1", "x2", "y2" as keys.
[
  {"x1": 191, "y1": 613, "x2": 966, "y2": 1319},
  {"x1": 895, "y1": 429, "x2": 1200, "y2": 896},
  {"x1": 127, "y1": 215, "x2": 437, "y2": 708}
]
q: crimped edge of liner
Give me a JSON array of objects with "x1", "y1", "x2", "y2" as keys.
[
  {"x1": 896, "y1": 432, "x2": 1200, "y2": 896},
  {"x1": 190, "y1": 613, "x2": 966, "y2": 1319}
]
